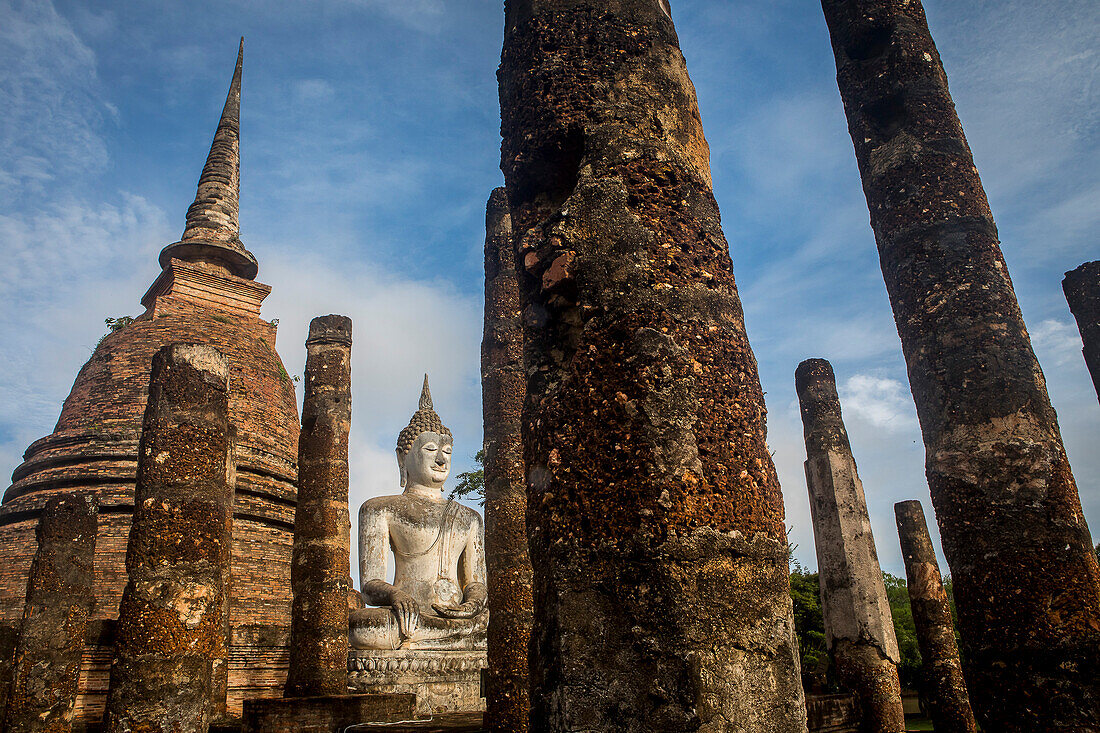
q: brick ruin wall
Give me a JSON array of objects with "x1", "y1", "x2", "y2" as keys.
[{"x1": 0, "y1": 293, "x2": 300, "y2": 722}]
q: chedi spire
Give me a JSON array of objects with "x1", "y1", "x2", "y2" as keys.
[{"x1": 160, "y1": 38, "x2": 258, "y2": 280}]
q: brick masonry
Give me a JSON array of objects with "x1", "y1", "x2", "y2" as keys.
[{"x1": 0, "y1": 261, "x2": 300, "y2": 724}]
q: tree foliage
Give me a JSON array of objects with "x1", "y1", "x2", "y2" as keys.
[
  {"x1": 789, "y1": 562, "x2": 835, "y2": 693},
  {"x1": 449, "y1": 449, "x2": 485, "y2": 505},
  {"x1": 105, "y1": 316, "x2": 135, "y2": 333},
  {"x1": 97, "y1": 315, "x2": 135, "y2": 348},
  {"x1": 789, "y1": 565, "x2": 960, "y2": 694},
  {"x1": 883, "y1": 572, "x2": 922, "y2": 688}
]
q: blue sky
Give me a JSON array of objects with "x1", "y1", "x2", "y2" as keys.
[{"x1": 1, "y1": 0, "x2": 1097, "y2": 579}]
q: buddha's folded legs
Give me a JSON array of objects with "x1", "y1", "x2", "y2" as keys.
[{"x1": 349, "y1": 607, "x2": 488, "y2": 651}]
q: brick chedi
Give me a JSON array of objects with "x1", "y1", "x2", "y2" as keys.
[
  {"x1": 498, "y1": 1, "x2": 806, "y2": 730},
  {"x1": 0, "y1": 40, "x2": 300, "y2": 723},
  {"x1": 820, "y1": 0, "x2": 1100, "y2": 728}
]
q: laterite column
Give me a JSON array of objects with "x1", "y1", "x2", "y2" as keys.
[
  {"x1": 482, "y1": 187, "x2": 533, "y2": 733},
  {"x1": 499, "y1": 2, "x2": 806, "y2": 730},
  {"x1": 285, "y1": 315, "x2": 353, "y2": 697},
  {"x1": 894, "y1": 501, "x2": 976, "y2": 733},
  {"x1": 4, "y1": 494, "x2": 98, "y2": 733},
  {"x1": 106, "y1": 344, "x2": 233, "y2": 733},
  {"x1": 796, "y1": 359, "x2": 904, "y2": 732},
  {"x1": 1063, "y1": 261, "x2": 1100, "y2": 403},
  {"x1": 821, "y1": 1, "x2": 1100, "y2": 727}
]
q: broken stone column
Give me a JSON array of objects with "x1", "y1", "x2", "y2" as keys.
[
  {"x1": 498, "y1": 2, "x2": 806, "y2": 730},
  {"x1": 795, "y1": 359, "x2": 904, "y2": 733},
  {"x1": 106, "y1": 344, "x2": 233, "y2": 733},
  {"x1": 3, "y1": 493, "x2": 98, "y2": 733},
  {"x1": 0, "y1": 623, "x2": 16, "y2": 725},
  {"x1": 211, "y1": 424, "x2": 236, "y2": 722},
  {"x1": 481, "y1": 187, "x2": 533, "y2": 733},
  {"x1": 894, "y1": 501, "x2": 977, "y2": 733},
  {"x1": 1063, "y1": 261, "x2": 1100, "y2": 403},
  {"x1": 821, "y1": 1, "x2": 1100, "y2": 727},
  {"x1": 285, "y1": 315, "x2": 353, "y2": 697}
]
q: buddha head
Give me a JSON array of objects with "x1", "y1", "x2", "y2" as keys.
[{"x1": 397, "y1": 375, "x2": 453, "y2": 491}]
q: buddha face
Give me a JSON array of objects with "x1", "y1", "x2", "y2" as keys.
[{"x1": 399, "y1": 431, "x2": 453, "y2": 491}]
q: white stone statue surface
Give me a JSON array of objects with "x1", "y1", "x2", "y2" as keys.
[{"x1": 350, "y1": 376, "x2": 488, "y2": 650}]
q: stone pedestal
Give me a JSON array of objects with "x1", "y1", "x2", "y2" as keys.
[
  {"x1": 242, "y1": 693, "x2": 415, "y2": 733},
  {"x1": 347, "y1": 649, "x2": 486, "y2": 715}
]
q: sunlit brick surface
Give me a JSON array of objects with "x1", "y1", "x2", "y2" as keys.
[{"x1": 2, "y1": 268, "x2": 300, "y2": 722}]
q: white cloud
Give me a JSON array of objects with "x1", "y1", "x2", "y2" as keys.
[
  {"x1": 0, "y1": 0, "x2": 107, "y2": 199},
  {"x1": 0, "y1": 194, "x2": 166, "y2": 299},
  {"x1": 1031, "y1": 318, "x2": 1084, "y2": 369},
  {"x1": 712, "y1": 90, "x2": 852, "y2": 199},
  {"x1": 292, "y1": 79, "x2": 336, "y2": 104},
  {"x1": 0, "y1": 195, "x2": 171, "y2": 477},
  {"x1": 258, "y1": 245, "x2": 482, "y2": 583},
  {"x1": 932, "y1": 0, "x2": 1100, "y2": 199},
  {"x1": 344, "y1": 0, "x2": 446, "y2": 33},
  {"x1": 839, "y1": 374, "x2": 918, "y2": 432},
  {"x1": 1016, "y1": 184, "x2": 1100, "y2": 264}
]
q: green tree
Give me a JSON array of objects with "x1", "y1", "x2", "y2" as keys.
[
  {"x1": 789, "y1": 566, "x2": 963, "y2": 696},
  {"x1": 97, "y1": 315, "x2": 135, "y2": 348},
  {"x1": 883, "y1": 572, "x2": 922, "y2": 689},
  {"x1": 789, "y1": 562, "x2": 835, "y2": 693},
  {"x1": 449, "y1": 449, "x2": 485, "y2": 505},
  {"x1": 105, "y1": 316, "x2": 135, "y2": 332}
]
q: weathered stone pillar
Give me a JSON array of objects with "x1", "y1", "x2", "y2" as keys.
[
  {"x1": 894, "y1": 501, "x2": 976, "y2": 733},
  {"x1": 481, "y1": 187, "x2": 533, "y2": 733},
  {"x1": 211, "y1": 424, "x2": 236, "y2": 722},
  {"x1": 795, "y1": 359, "x2": 904, "y2": 733},
  {"x1": 1063, "y1": 261, "x2": 1100, "y2": 403},
  {"x1": 285, "y1": 315, "x2": 353, "y2": 697},
  {"x1": 0, "y1": 623, "x2": 16, "y2": 725},
  {"x1": 820, "y1": 1, "x2": 1100, "y2": 728},
  {"x1": 106, "y1": 344, "x2": 233, "y2": 733},
  {"x1": 4, "y1": 493, "x2": 98, "y2": 733},
  {"x1": 498, "y1": 3, "x2": 806, "y2": 731}
]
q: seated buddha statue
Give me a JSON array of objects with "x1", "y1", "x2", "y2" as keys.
[{"x1": 349, "y1": 376, "x2": 488, "y2": 651}]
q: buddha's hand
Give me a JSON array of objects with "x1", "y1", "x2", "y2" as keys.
[
  {"x1": 391, "y1": 592, "x2": 420, "y2": 638},
  {"x1": 432, "y1": 582, "x2": 487, "y2": 619},
  {"x1": 431, "y1": 599, "x2": 483, "y2": 619}
]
